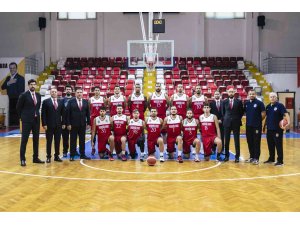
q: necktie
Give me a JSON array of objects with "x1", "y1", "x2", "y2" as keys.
[
  {"x1": 217, "y1": 101, "x2": 220, "y2": 110},
  {"x1": 79, "y1": 100, "x2": 82, "y2": 110},
  {"x1": 54, "y1": 99, "x2": 57, "y2": 110},
  {"x1": 32, "y1": 93, "x2": 37, "y2": 106},
  {"x1": 230, "y1": 99, "x2": 233, "y2": 109}
]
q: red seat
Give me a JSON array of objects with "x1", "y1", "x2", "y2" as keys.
[{"x1": 52, "y1": 80, "x2": 60, "y2": 87}]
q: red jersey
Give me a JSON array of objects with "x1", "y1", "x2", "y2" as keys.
[
  {"x1": 90, "y1": 96, "x2": 105, "y2": 118},
  {"x1": 199, "y1": 114, "x2": 216, "y2": 137},
  {"x1": 112, "y1": 114, "x2": 127, "y2": 136},
  {"x1": 166, "y1": 115, "x2": 182, "y2": 138},
  {"x1": 191, "y1": 94, "x2": 205, "y2": 117},
  {"x1": 146, "y1": 117, "x2": 161, "y2": 141},
  {"x1": 95, "y1": 115, "x2": 111, "y2": 140},
  {"x1": 182, "y1": 118, "x2": 198, "y2": 143},
  {"x1": 127, "y1": 119, "x2": 143, "y2": 140},
  {"x1": 109, "y1": 95, "x2": 125, "y2": 116},
  {"x1": 129, "y1": 93, "x2": 146, "y2": 120},
  {"x1": 150, "y1": 92, "x2": 167, "y2": 118},
  {"x1": 172, "y1": 93, "x2": 188, "y2": 118}
]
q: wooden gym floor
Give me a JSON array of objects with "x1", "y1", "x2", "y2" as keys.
[{"x1": 0, "y1": 130, "x2": 300, "y2": 212}]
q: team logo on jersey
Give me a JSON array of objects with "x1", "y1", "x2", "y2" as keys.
[
  {"x1": 132, "y1": 96, "x2": 135, "y2": 100},
  {"x1": 274, "y1": 107, "x2": 277, "y2": 111},
  {"x1": 175, "y1": 96, "x2": 177, "y2": 99},
  {"x1": 254, "y1": 104, "x2": 257, "y2": 108},
  {"x1": 276, "y1": 133, "x2": 279, "y2": 137},
  {"x1": 192, "y1": 96, "x2": 196, "y2": 100},
  {"x1": 131, "y1": 120, "x2": 133, "y2": 123}
]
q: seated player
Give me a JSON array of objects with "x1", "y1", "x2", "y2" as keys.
[
  {"x1": 182, "y1": 109, "x2": 201, "y2": 162},
  {"x1": 199, "y1": 103, "x2": 222, "y2": 161},
  {"x1": 162, "y1": 106, "x2": 183, "y2": 163},
  {"x1": 91, "y1": 107, "x2": 114, "y2": 160},
  {"x1": 145, "y1": 108, "x2": 165, "y2": 162},
  {"x1": 111, "y1": 105, "x2": 129, "y2": 161},
  {"x1": 127, "y1": 109, "x2": 146, "y2": 161}
]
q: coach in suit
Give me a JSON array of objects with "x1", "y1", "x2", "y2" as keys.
[
  {"x1": 16, "y1": 79, "x2": 44, "y2": 166},
  {"x1": 210, "y1": 90, "x2": 224, "y2": 152},
  {"x1": 222, "y1": 87, "x2": 244, "y2": 162},
  {"x1": 1, "y1": 62, "x2": 25, "y2": 126},
  {"x1": 66, "y1": 88, "x2": 91, "y2": 161},
  {"x1": 41, "y1": 87, "x2": 64, "y2": 163}
]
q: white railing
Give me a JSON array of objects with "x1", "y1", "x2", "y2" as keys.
[{"x1": 262, "y1": 57, "x2": 297, "y2": 74}]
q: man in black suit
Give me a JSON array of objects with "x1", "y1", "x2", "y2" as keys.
[
  {"x1": 1, "y1": 62, "x2": 25, "y2": 126},
  {"x1": 41, "y1": 87, "x2": 64, "y2": 163},
  {"x1": 210, "y1": 90, "x2": 224, "y2": 153},
  {"x1": 66, "y1": 88, "x2": 91, "y2": 161},
  {"x1": 222, "y1": 87, "x2": 244, "y2": 162},
  {"x1": 16, "y1": 79, "x2": 44, "y2": 166}
]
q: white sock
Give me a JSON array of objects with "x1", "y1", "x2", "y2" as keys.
[
  {"x1": 178, "y1": 150, "x2": 182, "y2": 156},
  {"x1": 160, "y1": 152, "x2": 164, "y2": 157},
  {"x1": 122, "y1": 150, "x2": 125, "y2": 155}
]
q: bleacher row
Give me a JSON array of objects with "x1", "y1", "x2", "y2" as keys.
[
  {"x1": 57, "y1": 56, "x2": 246, "y2": 70},
  {"x1": 40, "y1": 61, "x2": 261, "y2": 102}
]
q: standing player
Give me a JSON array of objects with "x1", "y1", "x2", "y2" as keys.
[
  {"x1": 199, "y1": 103, "x2": 222, "y2": 161},
  {"x1": 162, "y1": 106, "x2": 184, "y2": 163},
  {"x1": 91, "y1": 107, "x2": 114, "y2": 161},
  {"x1": 108, "y1": 85, "x2": 126, "y2": 116},
  {"x1": 190, "y1": 85, "x2": 207, "y2": 119},
  {"x1": 148, "y1": 83, "x2": 169, "y2": 120},
  {"x1": 170, "y1": 84, "x2": 189, "y2": 119},
  {"x1": 145, "y1": 108, "x2": 165, "y2": 162},
  {"x1": 127, "y1": 109, "x2": 146, "y2": 160},
  {"x1": 128, "y1": 83, "x2": 147, "y2": 120},
  {"x1": 111, "y1": 105, "x2": 129, "y2": 161},
  {"x1": 182, "y1": 109, "x2": 201, "y2": 162},
  {"x1": 89, "y1": 86, "x2": 107, "y2": 155}
]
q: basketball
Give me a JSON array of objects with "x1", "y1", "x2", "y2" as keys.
[
  {"x1": 279, "y1": 118, "x2": 288, "y2": 129},
  {"x1": 147, "y1": 156, "x2": 157, "y2": 166}
]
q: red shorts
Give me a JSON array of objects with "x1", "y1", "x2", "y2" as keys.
[
  {"x1": 128, "y1": 138, "x2": 138, "y2": 154},
  {"x1": 202, "y1": 136, "x2": 216, "y2": 156},
  {"x1": 183, "y1": 141, "x2": 195, "y2": 154},
  {"x1": 167, "y1": 136, "x2": 178, "y2": 153},
  {"x1": 97, "y1": 135, "x2": 110, "y2": 153},
  {"x1": 114, "y1": 135, "x2": 126, "y2": 154},
  {"x1": 147, "y1": 138, "x2": 159, "y2": 155}
]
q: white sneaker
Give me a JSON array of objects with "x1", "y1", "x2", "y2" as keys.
[{"x1": 160, "y1": 156, "x2": 165, "y2": 162}]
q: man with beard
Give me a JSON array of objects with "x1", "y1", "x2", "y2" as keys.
[
  {"x1": 16, "y1": 79, "x2": 44, "y2": 166},
  {"x1": 128, "y1": 83, "x2": 147, "y2": 120},
  {"x1": 91, "y1": 106, "x2": 114, "y2": 161},
  {"x1": 182, "y1": 109, "x2": 201, "y2": 162},
  {"x1": 162, "y1": 106, "x2": 183, "y2": 163},
  {"x1": 189, "y1": 85, "x2": 207, "y2": 120},
  {"x1": 111, "y1": 105, "x2": 129, "y2": 161},
  {"x1": 222, "y1": 87, "x2": 244, "y2": 162},
  {"x1": 170, "y1": 84, "x2": 189, "y2": 119},
  {"x1": 127, "y1": 109, "x2": 146, "y2": 160},
  {"x1": 62, "y1": 85, "x2": 75, "y2": 157},
  {"x1": 108, "y1": 85, "x2": 126, "y2": 116},
  {"x1": 89, "y1": 86, "x2": 107, "y2": 155},
  {"x1": 145, "y1": 108, "x2": 165, "y2": 162}
]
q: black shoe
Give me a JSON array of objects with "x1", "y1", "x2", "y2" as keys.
[
  {"x1": 274, "y1": 162, "x2": 284, "y2": 166},
  {"x1": 63, "y1": 153, "x2": 68, "y2": 158},
  {"x1": 46, "y1": 158, "x2": 51, "y2": 163},
  {"x1": 75, "y1": 151, "x2": 80, "y2": 156},
  {"x1": 223, "y1": 157, "x2": 229, "y2": 162},
  {"x1": 216, "y1": 156, "x2": 222, "y2": 162},
  {"x1": 263, "y1": 159, "x2": 275, "y2": 164},
  {"x1": 80, "y1": 155, "x2": 91, "y2": 160},
  {"x1": 235, "y1": 159, "x2": 239, "y2": 163},
  {"x1": 20, "y1": 160, "x2": 26, "y2": 166},
  {"x1": 33, "y1": 158, "x2": 45, "y2": 164},
  {"x1": 70, "y1": 157, "x2": 75, "y2": 161},
  {"x1": 54, "y1": 157, "x2": 63, "y2": 162}
]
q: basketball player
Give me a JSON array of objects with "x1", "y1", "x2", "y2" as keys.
[
  {"x1": 111, "y1": 105, "x2": 129, "y2": 161},
  {"x1": 148, "y1": 83, "x2": 169, "y2": 120},
  {"x1": 199, "y1": 103, "x2": 222, "y2": 161},
  {"x1": 170, "y1": 84, "x2": 189, "y2": 119},
  {"x1": 89, "y1": 86, "x2": 107, "y2": 155},
  {"x1": 182, "y1": 109, "x2": 201, "y2": 162},
  {"x1": 189, "y1": 85, "x2": 207, "y2": 119},
  {"x1": 108, "y1": 85, "x2": 126, "y2": 116},
  {"x1": 91, "y1": 106, "x2": 114, "y2": 161},
  {"x1": 127, "y1": 109, "x2": 146, "y2": 160},
  {"x1": 145, "y1": 108, "x2": 165, "y2": 162},
  {"x1": 162, "y1": 106, "x2": 184, "y2": 163},
  {"x1": 128, "y1": 83, "x2": 147, "y2": 120}
]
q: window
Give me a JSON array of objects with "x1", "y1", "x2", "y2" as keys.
[
  {"x1": 205, "y1": 12, "x2": 245, "y2": 19},
  {"x1": 57, "y1": 12, "x2": 96, "y2": 20}
]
